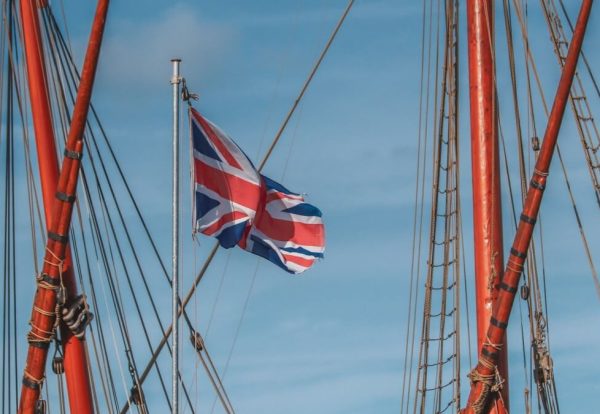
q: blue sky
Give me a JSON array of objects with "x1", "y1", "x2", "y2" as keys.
[{"x1": 3, "y1": 1, "x2": 600, "y2": 413}]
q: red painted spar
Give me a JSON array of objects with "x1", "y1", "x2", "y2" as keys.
[
  {"x1": 462, "y1": 0, "x2": 593, "y2": 412},
  {"x1": 466, "y1": 0, "x2": 509, "y2": 411},
  {"x1": 19, "y1": 1, "x2": 110, "y2": 412}
]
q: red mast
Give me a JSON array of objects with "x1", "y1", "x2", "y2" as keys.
[
  {"x1": 19, "y1": 1, "x2": 94, "y2": 413},
  {"x1": 466, "y1": 0, "x2": 509, "y2": 412},
  {"x1": 462, "y1": 0, "x2": 593, "y2": 412},
  {"x1": 18, "y1": 0, "x2": 110, "y2": 412}
]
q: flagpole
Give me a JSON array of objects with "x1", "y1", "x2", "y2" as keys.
[{"x1": 171, "y1": 58, "x2": 181, "y2": 414}]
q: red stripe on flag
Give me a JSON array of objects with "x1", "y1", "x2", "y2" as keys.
[
  {"x1": 255, "y1": 214, "x2": 324, "y2": 247},
  {"x1": 282, "y1": 253, "x2": 315, "y2": 268},
  {"x1": 202, "y1": 211, "x2": 248, "y2": 236},
  {"x1": 191, "y1": 109, "x2": 243, "y2": 170},
  {"x1": 195, "y1": 158, "x2": 260, "y2": 210}
]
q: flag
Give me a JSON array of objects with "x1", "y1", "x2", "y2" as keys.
[{"x1": 190, "y1": 108, "x2": 325, "y2": 274}]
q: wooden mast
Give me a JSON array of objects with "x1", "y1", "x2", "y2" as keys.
[
  {"x1": 466, "y1": 0, "x2": 508, "y2": 411},
  {"x1": 462, "y1": 0, "x2": 594, "y2": 412},
  {"x1": 18, "y1": 1, "x2": 94, "y2": 412},
  {"x1": 18, "y1": 0, "x2": 110, "y2": 412}
]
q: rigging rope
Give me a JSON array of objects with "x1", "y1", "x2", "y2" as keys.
[
  {"x1": 500, "y1": 2, "x2": 546, "y2": 410},
  {"x1": 208, "y1": 261, "x2": 260, "y2": 414},
  {"x1": 401, "y1": 1, "x2": 435, "y2": 411},
  {"x1": 1, "y1": 4, "x2": 21, "y2": 410},
  {"x1": 408, "y1": 1, "x2": 462, "y2": 413}
]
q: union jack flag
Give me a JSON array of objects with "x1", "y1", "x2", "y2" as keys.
[{"x1": 190, "y1": 108, "x2": 325, "y2": 274}]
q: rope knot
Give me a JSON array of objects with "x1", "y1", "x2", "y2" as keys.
[{"x1": 491, "y1": 365, "x2": 505, "y2": 393}]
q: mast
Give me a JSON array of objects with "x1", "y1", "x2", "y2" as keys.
[
  {"x1": 19, "y1": 0, "x2": 110, "y2": 412},
  {"x1": 466, "y1": 0, "x2": 508, "y2": 411},
  {"x1": 171, "y1": 58, "x2": 182, "y2": 414},
  {"x1": 18, "y1": 1, "x2": 94, "y2": 412},
  {"x1": 462, "y1": 0, "x2": 594, "y2": 412}
]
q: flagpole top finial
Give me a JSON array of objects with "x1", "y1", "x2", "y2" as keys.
[{"x1": 171, "y1": 58, "x2": 182, "y2": 62}]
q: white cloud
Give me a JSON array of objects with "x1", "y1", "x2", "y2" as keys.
[{"x1": 97, "y1": 5, "x2": 236, "y2": 90}]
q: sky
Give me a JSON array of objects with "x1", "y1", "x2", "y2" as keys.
[{"x1": 2, "y1": 1, "x2": 600, "y2": 413}]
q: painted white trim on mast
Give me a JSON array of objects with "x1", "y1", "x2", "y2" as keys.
[{"x1": 170, "y1": 58, "x2": 181, "y2": 414}]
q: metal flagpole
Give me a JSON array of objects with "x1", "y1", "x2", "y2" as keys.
[{"x1": 171, "y1": 58, "x2": 182, "y2": 414}]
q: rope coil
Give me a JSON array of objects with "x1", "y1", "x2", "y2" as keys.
[
  {"x1": 28, "y1": 246, "x2": 69, "y2": 348},
  {"x1": 467, "y1": 348, "x2": 506, "y2": 413}
]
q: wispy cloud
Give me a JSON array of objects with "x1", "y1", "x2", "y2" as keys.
[
  {"x1": 226, "y1": 1, "x2": 420, "y2": 28},
  {"x1": 218, "y1": 317, "x2": 403, "y2": 413},
  {"x1": 97, "y1": 5, "x2": 236, "y2": 91}
]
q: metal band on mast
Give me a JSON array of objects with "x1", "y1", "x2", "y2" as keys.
[{"x1": 171, "y1": 58, "x2": 182, "y2": 414}]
